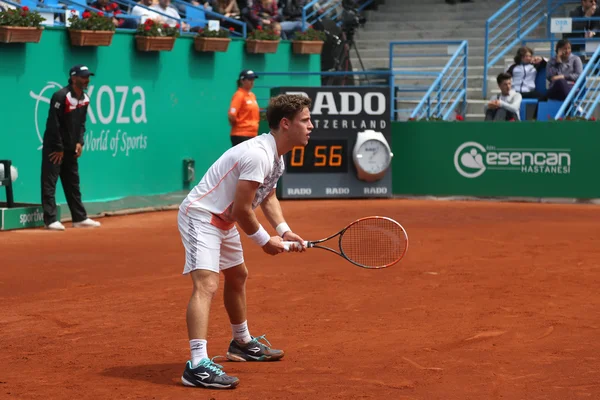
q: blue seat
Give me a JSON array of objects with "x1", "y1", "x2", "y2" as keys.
[
  {"x1": 186, "y1": 5, "x2": 206, "y2": 29},
  {"x1": 536, "y1": 100, "x2": 564, "y2": 121},
  {"x1": 535, "y1": 64, "x2": 547, "y2": 95},
  {"x1": 520, "y1": 98, "x2": 538, "y2": 121}
]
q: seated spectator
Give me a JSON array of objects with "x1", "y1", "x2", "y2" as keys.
[
  {"x1": 279, "y1": 0, "x2": 306, "y2": 39},
  {"x1": 150, "y1": 0, "x2": 189, "y2": 30},
  {"x1": 250, "y1": 0, "x2": 282, "y2": 33},
  {"x1": 546, "y1": 39, "x2": 583, "y2": 101},
  {"x1": 130, "y1": 0, "x2": 156, "y2": 21},
  {"x1": 90, "y1": 0, "x2": 130, "y2": 27},
  {"x1": 564, "y1": 0, "x2": 600, "y2": 54},
  {"x1": 213, "y1": 0, "x2": 240, "y2": 18},
  {"x1": 506, "y1": 46, "x2": 547, "y2": 99},
  {"x1": 0, "y1": 0, "x2": 18, "y2": 11},
  {"x1": 484, "y1": 73, "x2": 522, "y2": 121}
]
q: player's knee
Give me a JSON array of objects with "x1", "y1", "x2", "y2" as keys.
[
  {"x1": 191, "y1": 270, "x2": 220, "y2": 297},
  {"x1": 225, "y1": 264, "x2": 248, "y2": 287}
]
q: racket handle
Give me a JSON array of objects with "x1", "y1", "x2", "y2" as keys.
[{"x1": 282, "y1": 241, "x2": 308, "y2": 251}]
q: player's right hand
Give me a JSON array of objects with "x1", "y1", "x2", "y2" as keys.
[{"x1": 262, "y1": 236, "x2": 285, "y2": 255}]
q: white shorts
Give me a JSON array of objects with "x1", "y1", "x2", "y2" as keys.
[{"x1": 178, "y1": 208, "x2": 244, "y2": 274}]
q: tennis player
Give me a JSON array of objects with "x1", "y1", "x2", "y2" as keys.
[{"x1": 178, "y1": 94, "x2": 313, "y2": 389}]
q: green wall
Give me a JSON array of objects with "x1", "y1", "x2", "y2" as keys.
[
  {"x1": 391, "y1": 121, "x2": 600, "y2": 198},
  {"x1": 0, "y1": 28, "x2": 320, "y2": 204}
]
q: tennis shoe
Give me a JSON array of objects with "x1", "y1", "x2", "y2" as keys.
[
  {"x1": 181, "y1": 357, "x2": 239, "y2": 389},
  {"x1": 226, "y1": 334, "x2": 284, "y2": 362}
]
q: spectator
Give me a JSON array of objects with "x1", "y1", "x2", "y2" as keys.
[
  {"x1": 150, "y1": 0, "x2": 189, "y2": 30},
  {"x1": 228, "y1": 70, "x2": 260, "y2": 147},
  {"x1": 564, "y1": 0, "x2": 600, "y2": 54},
  {"x1": 279, "y1": 0, "x2": 306, "y2": 39},
  {"x1": 546, "y1": 39, "x2": 583, "y2": 101},
  {"x1": 90, "y1": 0, "x2": 128, "y2": 27},
  {"x1": 0, "y1": 0, "x2": 18, "y2": 11},
  {"x1": 250, "y1": 0, "x2": 282, "y2": 33},
  {"x1": 130, "y1": 0, "x2": 155, "y2": 21},
  {"x1": 506, "y1": 46, "x2": 547, "y2": 99},
  {"x1": 213, "y1": 0, "x2": 240, "y2": 18},
  {"x1": 484, "y1": 73, "x2": 522, "y2": 121}
]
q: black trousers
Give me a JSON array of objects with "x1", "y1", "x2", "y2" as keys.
[
  {"x1": 230, "y1": 135, "x2": 253, "y2": 147},
  {"x1": 41, "y1": 148, "x2": 87, "y2": 226}
]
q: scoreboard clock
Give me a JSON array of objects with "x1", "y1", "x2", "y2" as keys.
[{"x1": 271, "y1": 87, "x2": 393, "y2": 199}]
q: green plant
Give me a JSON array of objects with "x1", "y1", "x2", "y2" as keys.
[
  {"x1": 247, "y1": 25, "x2": 280, "y2": 41},
  {"x1": 196, "y1": 26, "x2": 234, "y2": 38},
  {"x1": 0, "y1": 6, "x2": 45, "y2": 28},
  {"x1": 293, "y1": 27, "x2": 326, "y2": 41},
  {"x1": 68, "y1": 10, "x2": 116, "y2": 31},
  {"x1": 136, "y1": 18, "x2": 180, "y2": 37}
]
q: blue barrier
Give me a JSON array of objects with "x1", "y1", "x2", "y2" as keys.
[
  {"x1": 386, "y1": 40, "x2": 468, "y2": 121},
  {"x1": 555, "y1": 44, "x2": 600, "y2": 119}
]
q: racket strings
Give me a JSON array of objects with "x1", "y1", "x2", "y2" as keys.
[{"x1": 340, "y1": 218, "x2": 407, "y2": 268}]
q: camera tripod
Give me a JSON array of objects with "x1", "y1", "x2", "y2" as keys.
[{"x1": 324, "y1": 30, "x2": 369, "y2": 86}]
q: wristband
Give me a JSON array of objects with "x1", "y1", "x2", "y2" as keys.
[
  {"x1": 248, "y1": 225, "x2": 270, "y2": 247},
  {"x1": 276, "y1": 222, "x2": 291, "y2": 237}
]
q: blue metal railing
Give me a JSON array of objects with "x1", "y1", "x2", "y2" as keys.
[
  {"x1": 556, "y1": 45, "x2": 600, "y2": 119},
  {"x1": 483, "y1": 0, "x2": 549, "y2": 98},
  {"x1": 386, "y1": 40, "x2": 468, "y2": 121},
  {"x1": 301, "y1": 0, "x2": 371, "y2": 31}
]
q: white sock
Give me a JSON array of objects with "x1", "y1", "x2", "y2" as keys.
[
  {"x1": 190, "y1": 339, "x2": 208, "y2": 366},
  {"x1": 231, "y1": 321, "x2": 252, "y2": 344}
]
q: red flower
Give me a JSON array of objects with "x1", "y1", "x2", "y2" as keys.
[
  {"x1": 257, "y1": 26, "x2": 262, "y2": 30},
  {"x1": 175, "y1": 23, "x2": 180, "y2": 29},
  {"x1": 408, "y1": 117, "x2": 416, "y2": 121},
  {"x1": 111, "y1": 3, "x2": 119, "y2": 10},
  {"x1": 22, "y1": 5, "x2": 29, "y2": 11},
  {"x1": 509, "y1": 118, "x2": 516, "y2": 122},
  {"x1": 455, "y1": 114, "x2": 464, "y2": 121},
  {"x1": 229, "y1": 27, "x2": 234, "y2": 31},
  {"x1": 198, "y1": 28, "x2": 203, "y2": 32},
  {"x1": 97, "y1": 11, "x2": 104, "y2": 16},
  {"x1": 557, "y1": 117, "x2": 563, "y2": 120},
  {"x1": 144, "y1": 25, "x2": 151, "y2": 31},
  {"x1": 591, "y1": 117, "x2": 596, "y2": 121},
  {"x1": 145, "y1": 18, "x2": 154, "y2": 25},
  {"x1": 71, "y1": 9, "x2": 77, "y2": 14},
  {"x1": 163, "y1": 23, "x2": 169, "y2": 28},
  {"x1": 114, "y1": 9, "x2": 121, "y2": 15},
  {"x1": 82, "y1": 11, "x2": 91, "y2": 18}
]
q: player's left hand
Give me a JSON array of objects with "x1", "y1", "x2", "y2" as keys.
[
  {"x1": 282, "y1": 231, "x2": 307, "y2": 252},
  {"x1": 75, "y1": 143, "x2": 83, "y2": 158}
]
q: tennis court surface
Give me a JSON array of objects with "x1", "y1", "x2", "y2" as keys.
[{"x1": 1, "y1": 199, "x2": 599, "y2": 399}]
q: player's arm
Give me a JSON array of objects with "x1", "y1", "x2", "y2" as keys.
[
  {"x1": 232, "y1": 180, "x2": 285, "y2": 256},
  {"x1": 260, "y1": 189, "x2": 306, "y2": 250}
]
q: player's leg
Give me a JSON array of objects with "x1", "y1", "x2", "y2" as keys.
[
  {"x1": 178, "y1": 211, "x2": 239, "y2": 389},
  {"x1": 41, "y1": 148, "x2": 64, "y2": 230},
  {"x1": 220, "y1": 228, "x2": 284, "y2": 362},
  {"x1": 59, "y1": 154, "x2": 100, "y2": 228}
]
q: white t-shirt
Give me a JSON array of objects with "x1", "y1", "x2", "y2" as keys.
[
  {"x1": 147, "y1": 4, "x2": 181, "y2": 26},
  {"x1": 180, "y1": 133, "x2": 285, "y2": 226}
]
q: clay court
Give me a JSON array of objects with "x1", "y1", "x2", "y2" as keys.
[{"x1": 1, "y1": 199, "x2": 600, "y2": 399}]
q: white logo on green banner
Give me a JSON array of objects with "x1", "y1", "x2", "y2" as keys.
[{"x1": 454, "y1": 141, "x2": 571, "y2": 179}]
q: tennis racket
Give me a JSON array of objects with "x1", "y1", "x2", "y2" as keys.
[{"x1": 282, "y1": 216, "x2": 408, "y2": 269}]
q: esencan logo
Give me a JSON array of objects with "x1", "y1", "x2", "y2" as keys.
[{"x1": 454, "y1": 141, "x2": 571, "y2": 179}]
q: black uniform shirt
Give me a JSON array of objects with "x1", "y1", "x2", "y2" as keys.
[{"x1": 43, "y1": 85, "x2": 90, "y2": 152}]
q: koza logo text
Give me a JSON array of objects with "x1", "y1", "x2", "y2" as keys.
[{"x1": 454, "y1": 141, "x2": 571, "y2": 179}]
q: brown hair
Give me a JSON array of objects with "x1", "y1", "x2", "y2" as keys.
[
  {"x1": 496, "y1": 72, "x2": 512, "y2": 85},
  {"x1": 514, "y1": 46, "x2": 533, "y2": 64},
  {"x1": 266, "y1": 94, "x2": 312, "y2": 129}
]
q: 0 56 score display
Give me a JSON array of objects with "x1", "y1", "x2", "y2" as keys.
[{"x1": 286, "y1": 139, "x2": 349, "y2": 174}]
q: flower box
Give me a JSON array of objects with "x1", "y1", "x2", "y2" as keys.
[
  {"x1": 0, "y1": 26, "x2": 43, "y2": 43},
  {"x1": 194, "y1": 37, "x2": 230, "y2": 52},
  {"x1": 69, "y1": 29, "x2": 114, "y2": 46},
  {"x1": 292, "y1": 40, "x2": 323, "y2": 55},
  {"x1": 135, "y1": 35, "x2": 176, "y2": 52},
  {"x1": 246, "y1": 39, "x2": 279, "y2": 54}
]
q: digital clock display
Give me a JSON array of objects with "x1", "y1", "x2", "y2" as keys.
[{"x1": 285, "y1": 139, "x2": 349, "y2": 173}]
